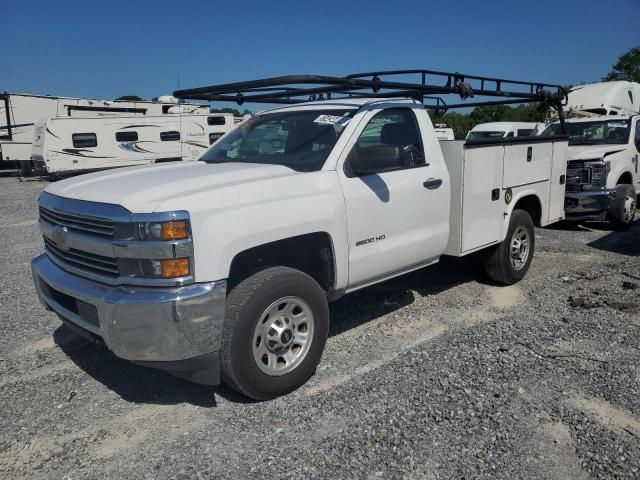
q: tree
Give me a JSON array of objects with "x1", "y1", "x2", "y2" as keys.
[
  {"x1": 115, "y1": 95, "x2": 145, "y2": 102},
  {"x1": 603, "y1": 47, "x2": 640, "y2": 82}
]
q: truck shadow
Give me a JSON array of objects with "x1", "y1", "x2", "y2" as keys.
[
  {"x1": 545, "y1": 220, "x2": 610, "y2": 232},
  {"x1": 53, "y1": 325, "x2": 222, "y2": 407},
  {"x1": 587, "y1": 221, "x2": 640, "y2": 256},
  {"x1": 54, "y1": 255, "x2": 484, "y2": 406},
  {"x1": 328, "y1": 255, "x2": 486, "y2": 337}
]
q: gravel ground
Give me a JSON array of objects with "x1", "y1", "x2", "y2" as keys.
[{"x1": 0, "y1": 175, "x2": 638, "y2": 479}]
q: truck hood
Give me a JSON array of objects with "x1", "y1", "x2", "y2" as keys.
[
  {"x1": 44, "y1": 162, "x2": 301, "y2": 212},
  {"x1": 567, "y1": 144, "x2": 627, "y2": 161}
]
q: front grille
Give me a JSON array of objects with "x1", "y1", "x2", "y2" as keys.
[
  {"x1": 39, "y1": 205, "x2": 114, "y2": 239},
  {"x1": 565, "y1": 162, "x2": 591, "y2": 193},
  {"x1": 44, "y1": 236, "x2": 119, "y2": 278}
]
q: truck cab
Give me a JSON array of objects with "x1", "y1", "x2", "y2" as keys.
[{"x1": 541, "y1": 115, "x2": 640, "y2": 229}]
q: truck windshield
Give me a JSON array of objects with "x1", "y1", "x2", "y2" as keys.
[
  {"x1": 199, "y1": 109, "x2": 356, "y2": 171},
  {"x1": 541, "y1": 119, "x2": 630, "y2": 145},
  {"x1": 466, "y1": 131, "x2": 505, "y2": 140}
]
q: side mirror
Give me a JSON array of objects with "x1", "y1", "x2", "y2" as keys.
[{"x1": 349, "y1": 145, "x2": 403, "y2": 176}]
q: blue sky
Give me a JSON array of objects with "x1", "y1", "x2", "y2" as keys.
[{"x1": 3, "y1": 0, "x2": 638, "y2": 109}]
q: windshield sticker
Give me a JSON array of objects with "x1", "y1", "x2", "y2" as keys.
[
  {"x1": 314, "y1": 114, "x2": 348, "y2": 125},
  {"x1": 607, "y1": 122, "x2": 627, "y2": 128}
]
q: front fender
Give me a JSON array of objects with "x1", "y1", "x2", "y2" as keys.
[{"x1": 184, "y1": 173, "x2": 349, "y2": 288}]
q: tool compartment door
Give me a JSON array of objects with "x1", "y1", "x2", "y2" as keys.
[
  {"x1": 547, "y1": 140, "x2": 568, "y2": 223},
  {"x1": 461, "y1": 145, "x2": 504, "y2": 253},
  {"x1": 503, "y1": 143, "x2": 551, "y2": 187}
]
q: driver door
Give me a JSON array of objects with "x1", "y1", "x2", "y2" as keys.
[{"x1": 338, "y1": 106, "x2": 450, "y2": 288}]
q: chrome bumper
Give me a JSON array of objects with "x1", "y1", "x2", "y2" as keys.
[
  {"x1": 32, "y1": 254, "x2": 227, "y2": 382},
  {"x1": 564, "y1": 189, "x2": 615, "y2": 219}
]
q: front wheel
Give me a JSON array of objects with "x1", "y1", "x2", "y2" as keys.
[
  {"x1": 220, "y1": 266, "x2": 329, "y2": 400},
  {"x1": 608, "y1": 184, "x2": 636, "y2": 231},
  {"x1": 483, "y1": 209, "x2": 535, "y2": 285},
  {"x1": 19, "y1": 160, "x2": 33, "y2": 177}
]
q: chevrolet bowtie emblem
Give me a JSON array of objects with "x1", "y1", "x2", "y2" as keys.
[{"x1": 52, "y1": 225, "x2": 69, "y2": 251}]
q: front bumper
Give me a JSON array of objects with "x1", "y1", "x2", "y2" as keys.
[
  {"x1": 31, "y1": 254, "x2": 227, "y2": 384},
  {"x1": 564, "y1": 189, "x2": 615, "y2": 220}
]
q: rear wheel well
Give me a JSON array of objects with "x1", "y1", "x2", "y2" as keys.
[
  {"x1": 513, "y1": 195, "x2": 542, "y2": 226},
  {"x1": 228, "y1": 232, "x2": 335, "y2": 294},
  {"x1": 617, "y1": 172, "x2": 633, "y2": 185}
]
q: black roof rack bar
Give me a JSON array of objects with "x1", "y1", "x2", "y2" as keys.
[
  {"x1": 174, "y1": 70, "x2": 565, "y2": 108},
  {"x1": 442, "y1": 98, "x2": 541, "y2": 110},
  {"x1": 202, "y1": 89, "x2": 439, "y2": 106},
  {"x1": 344, "y1": 69, "x2": 561, "y2": 93}
]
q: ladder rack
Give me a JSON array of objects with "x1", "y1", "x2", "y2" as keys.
[{"x1": 174, "y1": 69, "x2": 565, "y2": 107}]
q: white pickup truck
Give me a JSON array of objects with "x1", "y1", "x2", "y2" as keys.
[
  {"x1": 541, "y1": 114, "x2": 640, "y2": 229},
  {"x1": 31, "y1": 72, "x2": 568, "y2": 399}
]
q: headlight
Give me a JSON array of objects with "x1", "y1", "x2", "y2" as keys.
[
  {"x1": 151, "y1": 258, "x2": 191, "y2": 278},
  {"x1": 115, "y1": 219, "x2": 190, "y2": 241},
  {"x1": 119, "y1": 257, "x2": 191, "y2": 279},
  {"x1": 585, "y1": 160, "x2": 609, "y2": 189},
  {"x1": 144, "y1": 220, "x2": 189, "y2": 240}
]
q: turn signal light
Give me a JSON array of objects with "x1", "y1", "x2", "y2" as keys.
[
  {"x1": 160, "y1": 258, "x2": 190, "y2": 278},
  {"x1": 161, "y1": 221, "x2": 188, "y2": 240}
]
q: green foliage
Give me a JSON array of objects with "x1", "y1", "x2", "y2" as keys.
[
  {"x1": 211, "y1": 107, "x2": 252, "y2": 116},
  {"x1": 603, "y1": 47, "x2": 640, "y2": 82},
  {"x1": 428, "y1": 102, "x2": 546, "y2": 139},
  {"x1": 115, "y1": 95, "x2": 145, "y2": 102}
]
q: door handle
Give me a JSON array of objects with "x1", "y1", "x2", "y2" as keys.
[{"x1": 423, "y1": 178, "x2": 443, "y2": 189}]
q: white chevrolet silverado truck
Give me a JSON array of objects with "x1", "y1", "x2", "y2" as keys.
[
  {"x1": 541, "y1": 114, "x2": 640, "y2": 229},
  {"x1": 31, "y1": 71, "x2": 569, "y2": 399}
]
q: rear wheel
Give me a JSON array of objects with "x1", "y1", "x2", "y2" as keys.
[
  {"x1": 483, "y1": 209, "x2": 535, "y2": 285},
  {"x1": 608, "y1": 184, "x2": 636, "y2": 231},
  {"x1": 220, "y1": 266, "x2": 329, "y2": 400}
]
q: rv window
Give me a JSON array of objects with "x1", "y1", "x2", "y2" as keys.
[
  {"x1": 115, "y1": 131, "x2": 138, "y2": 142},
  {"x1": 505, "y1": 131, "x2": 514, "y2": 138},
  {"x1": 209, "y1": 132, "x2": 224, "y2": 145},
  {"x1": 160, "y1": 131, "x2": 180, "y2": 141},
  {"x1": 207, "y1": 116, "x2": 226, "y2": 126},
  {"x1": 72, "y1": 133, "x2": 97, "y2": 148},
  {"x1": 517, "y1": 129, "x2": 534, "y2": 137},
  {"x1": 629, "y1": 90, "x2": 633, "y2": 105}
]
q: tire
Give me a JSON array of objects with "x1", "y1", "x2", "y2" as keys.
[
  {"x1": 220, "y1": 266, "x2": 329, "y2": 400},
  {"x1": 19, "y1": 160, "x2": 33, "y2": 177},
  {"x1": 607, "y1": 184, "x2": 636, "y2": 231},
  {"x1": 483, "y1": 209, "x2": 535, "y2": 285}
]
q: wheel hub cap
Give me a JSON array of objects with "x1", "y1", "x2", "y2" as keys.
[
  {"x1": 510, "y1": 226, "x2": 530, "y2": 271},
  {"x1": 624, "y1": 195, "x2": 636, "y2": 224},
  {"x1": 252, "y1": 296, "x2": 314, "y2": 376}
]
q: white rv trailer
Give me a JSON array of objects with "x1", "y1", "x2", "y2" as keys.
[
  {"x1": 565, "y1": 81, "x2": 640, "y2": 117},
  {"x1": 0, "y1": 93, "x2": 209, "y2": 172},
  {"x1": 32, "y1": 113, "x2": 235, "y2": 176},
  {"x1": 465, "y1": 122, "x2": 540, "y2": 140}
]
